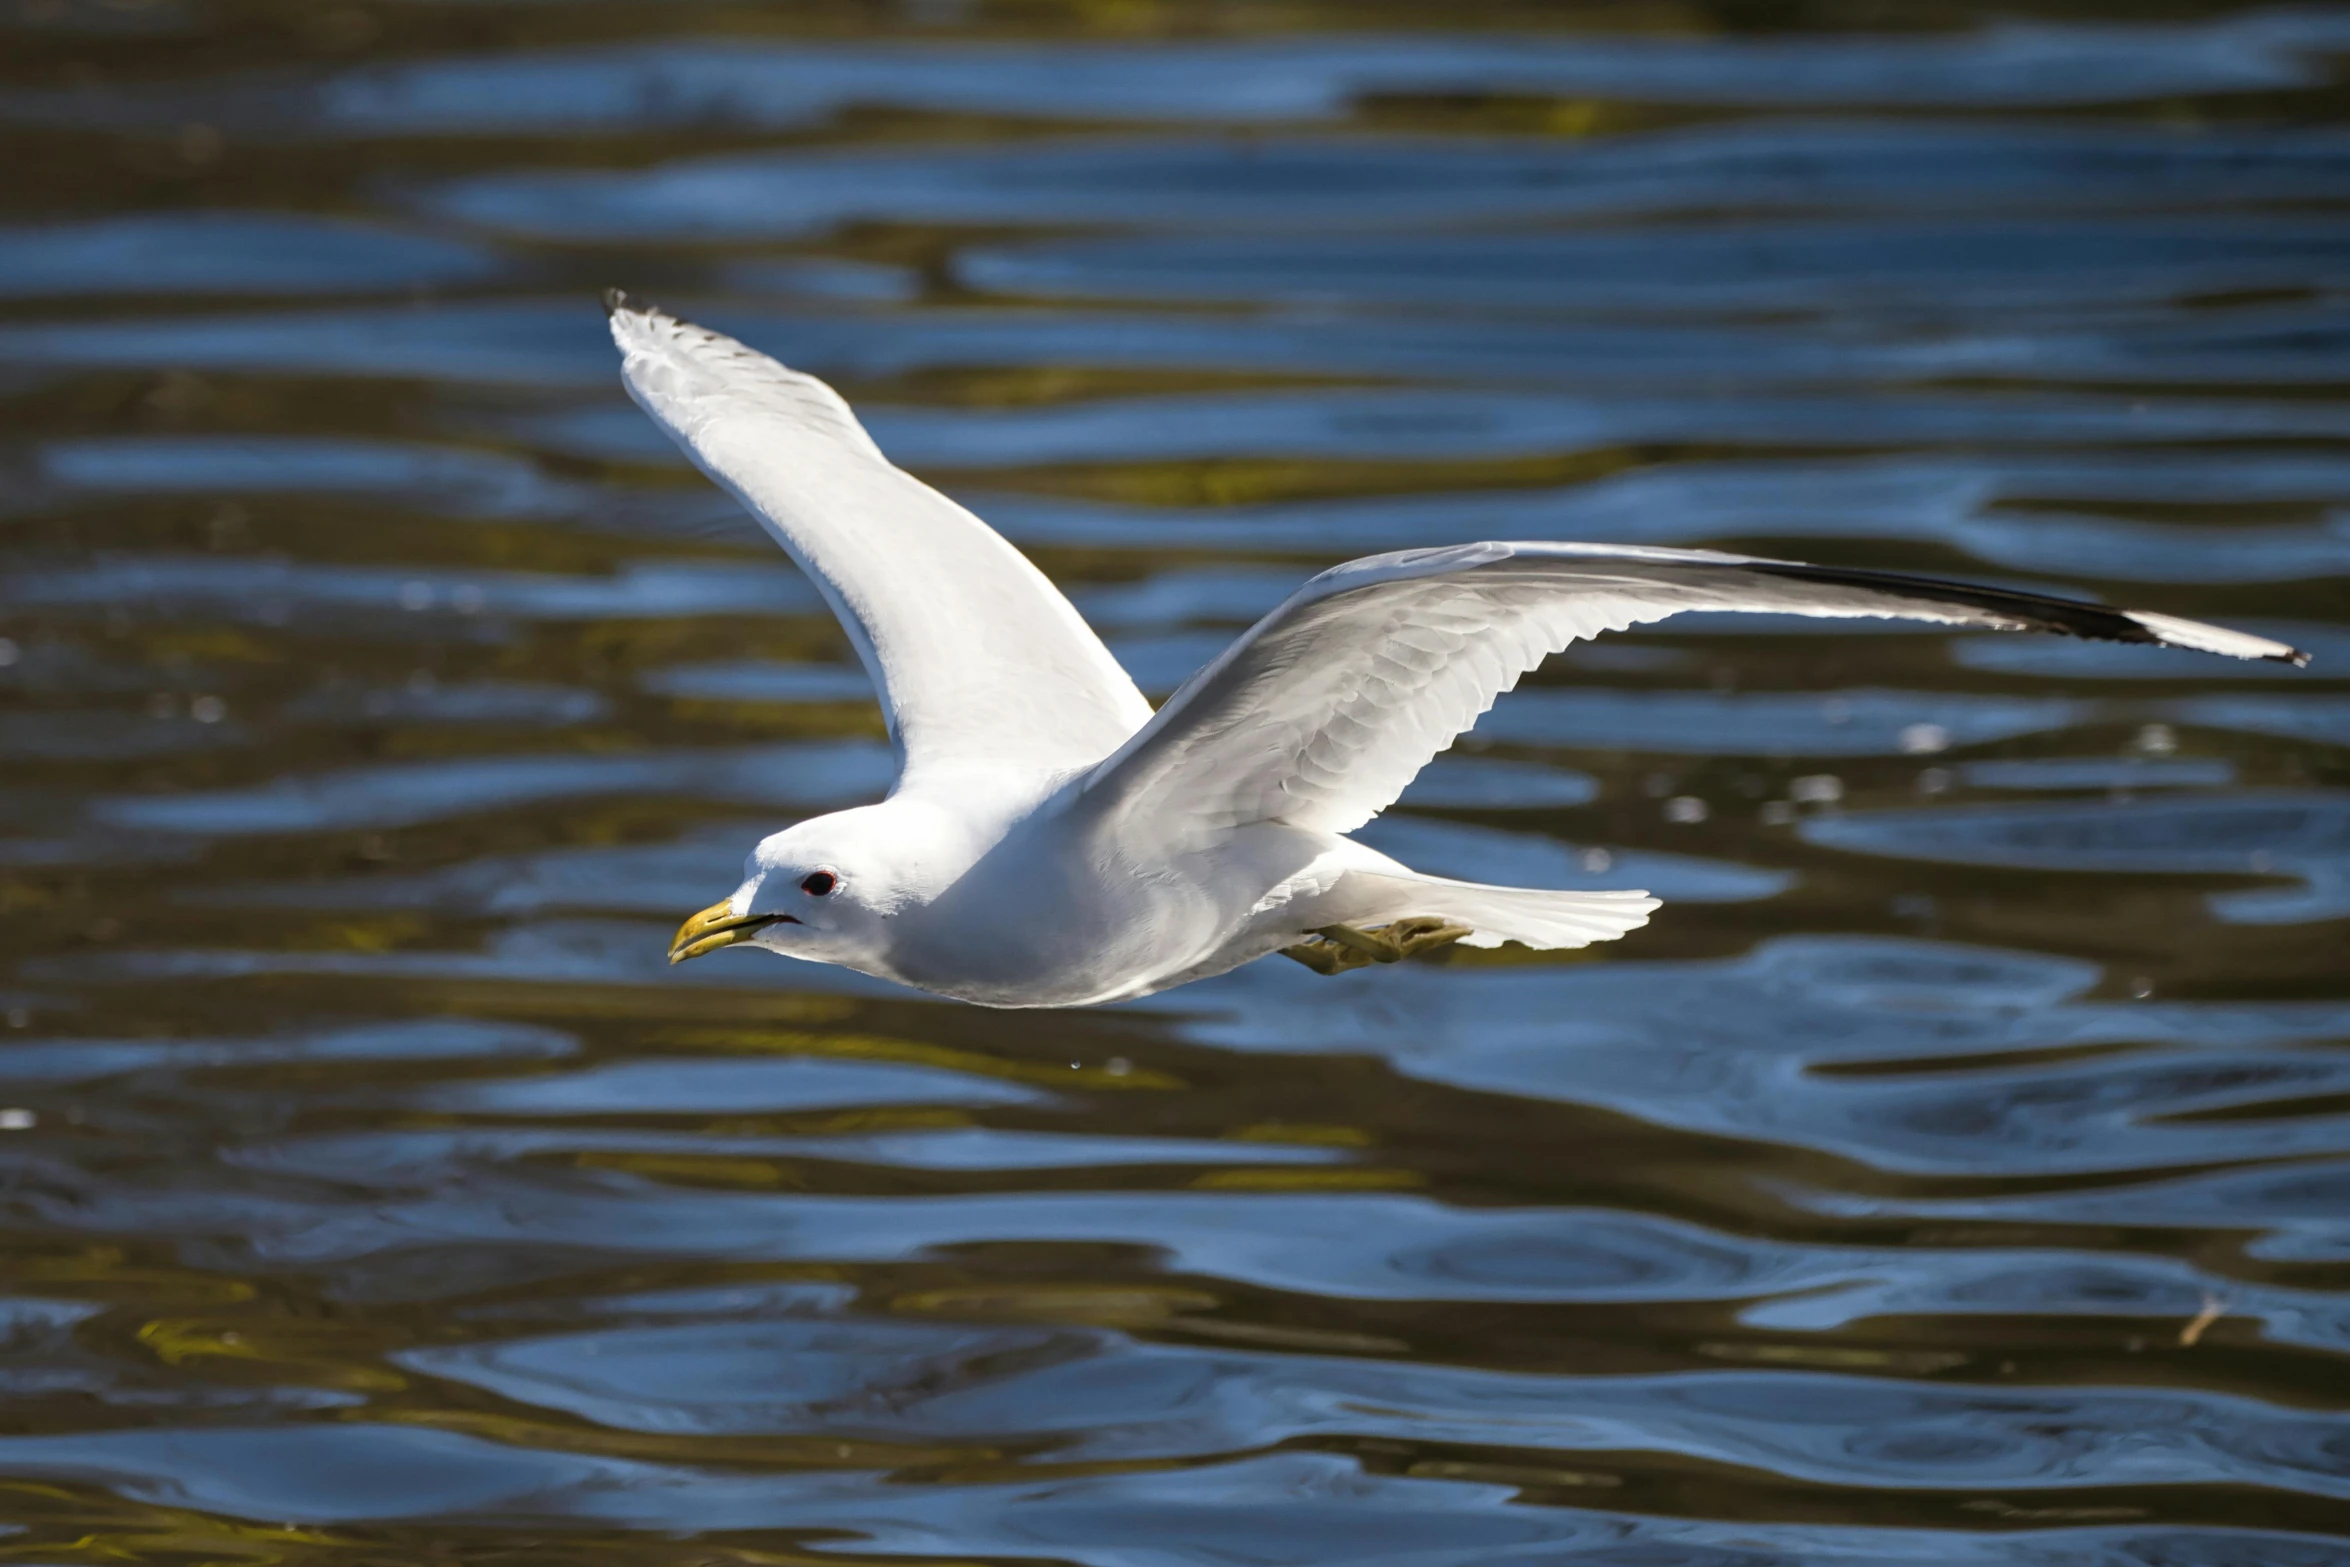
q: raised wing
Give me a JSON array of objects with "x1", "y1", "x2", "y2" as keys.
[
  {"x1": 1084, "y1": 541, "x2": 2305, "y2": 847},
  {"x1": 607, "y1": 294, "x2": 1152, "y2": 789}
]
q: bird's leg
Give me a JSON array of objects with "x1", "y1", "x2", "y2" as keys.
[
  {"x1": 1278, "y1": 924, "x2": 1383, "y2": 974},
  {"x1": 1383, "y1": 915, "x2": 1474, "y2": 959},
  {"x1": 1279, "y1": 917, "x2": 1474, "y2": 975},
  {"x1": 1313, "y1": 922, "x2": 1400, "y2": 961},
  {"x1": 1278, "y1": 936, "x2": 1365, "y2": 975}
]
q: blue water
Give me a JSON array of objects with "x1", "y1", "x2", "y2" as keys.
[{"x1": 0, "y1": 3, "x2": 2347, "y2": 1563}]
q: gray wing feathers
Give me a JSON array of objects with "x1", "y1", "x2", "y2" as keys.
[{"x1": 1086, "y1": 541, "x2": 2303, "y2": 846}]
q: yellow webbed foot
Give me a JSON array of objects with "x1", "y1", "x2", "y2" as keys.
[{"x1": 1278, "y1": 917, "x2": 1473, "y2": 976}]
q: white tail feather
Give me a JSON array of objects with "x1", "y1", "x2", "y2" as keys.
[{"x1": 1356, "y1": 872, "x2": 1660, "y2": 951}]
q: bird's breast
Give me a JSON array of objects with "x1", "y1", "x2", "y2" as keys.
[{"x1": 881, "y1": 836, "x2": 1228, "y2": 1007}]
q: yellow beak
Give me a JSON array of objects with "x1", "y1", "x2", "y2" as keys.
[{"x1": 668, "y1": 900, "x2": 784, "y2": 965}]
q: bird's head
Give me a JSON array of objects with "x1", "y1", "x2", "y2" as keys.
[{"x1": 667, "y1": 806, "x2": 903, "y2": 968}]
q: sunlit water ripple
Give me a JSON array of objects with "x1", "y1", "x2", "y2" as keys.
[{"x1": 0, "y1": 3, "x2": 2346, "y2": 1564}]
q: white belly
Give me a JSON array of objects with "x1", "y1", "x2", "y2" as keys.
[{"x1": 877, "y1": 819, "x2": 1353, "y2": 1007}]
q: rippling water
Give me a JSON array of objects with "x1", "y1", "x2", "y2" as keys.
[{"x1": 2, "y1": 2, "x2": 2348, "y2": 1562}]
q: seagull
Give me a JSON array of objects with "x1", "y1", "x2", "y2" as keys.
[{"x1": 608, "y1": 292, "x2": 2306, "y2": 1008}]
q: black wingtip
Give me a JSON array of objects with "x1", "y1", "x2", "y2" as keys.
[
  {"x1": 1743, "y1": 560, "x2": 2315, "y2": 668},
  {"x1": 602, "y1": 287, "x2": 632, "y2": 317}
]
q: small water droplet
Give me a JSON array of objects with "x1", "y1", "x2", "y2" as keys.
[{"x1": 1790, "y1": 774, "x2": 1843, "y2": 805}]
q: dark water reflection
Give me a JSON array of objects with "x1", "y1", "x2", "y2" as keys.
[{"x1": 2, "y1": 2, "x2": 2348, "y2": 1563}]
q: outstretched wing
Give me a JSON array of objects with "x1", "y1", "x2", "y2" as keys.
[
  {"x1": 1084, "y1": 541, "x2": 2305, "y2": 847},
  {"x1": 607, "y1": 294, "x2": 1152, "y2": 789}
]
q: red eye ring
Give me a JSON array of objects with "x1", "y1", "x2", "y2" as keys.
[{"x1": 800, "y1": 871, "x2": 838, "y2": 897}]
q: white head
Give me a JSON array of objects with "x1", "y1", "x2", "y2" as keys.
[{"x1": 667, "y1": 805, "x2": 908, "y2": 970}]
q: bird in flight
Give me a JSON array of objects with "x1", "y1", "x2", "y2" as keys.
[{"x1": 608, "y1": 292, "x2": 2304, "y2": 1008}]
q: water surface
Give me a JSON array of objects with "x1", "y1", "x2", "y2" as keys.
[{"x1": 1, "y1": 2, "x2": 2347, "y2": 1563}]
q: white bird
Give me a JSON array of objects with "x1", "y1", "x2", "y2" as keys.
[{"x1": 609, "y1": 293, "x2": 2306, "y2": 1008}]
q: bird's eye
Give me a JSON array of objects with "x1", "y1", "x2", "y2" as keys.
[{"x1": 800, "y1": 871, "x2": 838, "y2": 897}]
